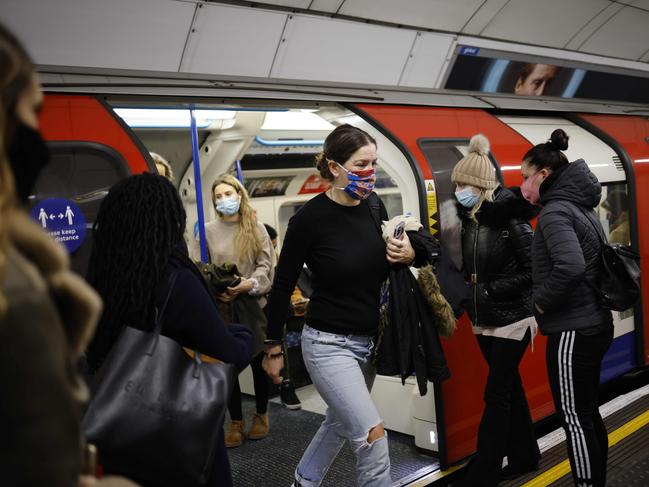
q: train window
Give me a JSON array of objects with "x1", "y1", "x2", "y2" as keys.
[
  {"x1": 31, "y1": 142, "x2": 131, "y2": 275},
  {"x1": 245, "y1": 176, "x2": 294, "y2": 197},
  {"x1": 597, "y1": 182, "x2": 630, "y2": 246}
]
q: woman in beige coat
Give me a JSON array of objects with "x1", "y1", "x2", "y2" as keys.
[{"x1": 0, "y1": 23, "x2": 136, "y2": 487}]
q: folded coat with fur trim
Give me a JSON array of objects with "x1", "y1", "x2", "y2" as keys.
[{"x1": 375, "y1": 223, "x2": 451, "y2": 396}]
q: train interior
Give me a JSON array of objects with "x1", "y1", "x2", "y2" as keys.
[{"x1": 32, "y1": 96, "x2": 640, "y2": 486}]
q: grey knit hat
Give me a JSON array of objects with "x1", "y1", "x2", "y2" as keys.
[{"x1": 451, "y1": 134, "x2": 498, "y2": 190}]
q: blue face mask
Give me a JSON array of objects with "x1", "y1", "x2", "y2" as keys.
[
  {"x1": 215, "y1": 196, "x2": 240, "y2": 216},
  {"x1": 455, "y1": 187, "x2": 480, "y2": 208}
]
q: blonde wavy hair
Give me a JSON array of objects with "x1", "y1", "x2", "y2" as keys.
[
  {"x1": 211, "y1": 173, "x2": 262, "y2": 263},
  {"x1": 0, "y1": 24, "x2": 34, "y2": 316},
  {"x1": 150, "y1": 152, "x2": 174, "y2": 182}
]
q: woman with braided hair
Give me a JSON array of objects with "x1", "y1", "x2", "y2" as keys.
[{"x1": 86, "y1": 173, "x2": 254, "y2": 487}]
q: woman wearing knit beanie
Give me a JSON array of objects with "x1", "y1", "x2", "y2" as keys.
[{"x1": 451, "y1": 135, "x2": 540, "y2": 486}]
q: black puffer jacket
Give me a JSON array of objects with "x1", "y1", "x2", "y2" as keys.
[
  {"x1": 532, "y1": 159, "x2": 613, "y2": 334},
  {"x1": 460, "y1": 186, "x2": 538, "y2": 327}
]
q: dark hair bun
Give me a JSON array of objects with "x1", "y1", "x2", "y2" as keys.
[
  {"x1": 550, "y1": 129, "x2": 569, "y2": 151},
  {"x1": 315, "y1": 152, "x2": 333, "y2": 181}
]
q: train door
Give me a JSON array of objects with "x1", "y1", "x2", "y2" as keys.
[
  {"x1": 573, "y1": 114, "x2": 649, "y2": 368},
  {"x1": 37, "y1": 95, "x2": 152, "y2": 276},
  {"x1": 352, "y1": 104, "x2": 552, "y2": 468}
]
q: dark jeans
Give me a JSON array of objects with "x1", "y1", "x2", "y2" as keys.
[
  {"x1": 546, "y1": 328, "x2": 613, "y2": 487},
  {"x1": 228, "y1": 351, "x2": 269, "y2": 420},
  {"x1": 462, "y1": 329, "x2": 540, "y2": 487}
]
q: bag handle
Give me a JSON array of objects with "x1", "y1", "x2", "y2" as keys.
[{"x1": 147, "y1": 270, "x2": 180, "y2": 356}]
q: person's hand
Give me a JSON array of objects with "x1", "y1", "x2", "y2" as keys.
[
  {"x1": 226, "y1": 278, "x2": 254, "y2": 297},
  {"x1": 262, "y1": 345, "x2": 284, "y2": 384},
  {"x1": 216, "y1": 292, "x2": 235, "y2": 303},
  {"x1": 292, "y1": 298, "x2": 309, "y2": 316},
  {"x1": 535, "y1": 303, "x2": 545, "y2": 314},
  {"x1": 386, "y1": 232, "x2": 415, "y2": 264}
]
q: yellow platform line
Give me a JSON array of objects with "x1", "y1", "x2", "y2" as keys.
[{"x1": 521, "y1": 408, "x2": 649, "y2": 487}]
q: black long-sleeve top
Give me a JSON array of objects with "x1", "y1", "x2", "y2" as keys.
[{"x1": 266, "y1": 192, "x2": 389, "y2": 340}]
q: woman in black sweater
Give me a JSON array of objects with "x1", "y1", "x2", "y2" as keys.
[
  {"x1": 86, "y1": 173, "x2": 254, "y2": 487},
  {"x1": 263, "y1": 124, "x2": 415, "y2": 487}
]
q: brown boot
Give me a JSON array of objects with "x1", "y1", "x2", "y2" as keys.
[
  {"x1": 225, "y1": 420, "x2": 245, "y2": 448},
  {"x1": 248, "y1": 412, "x2": 269, "y2": 440}
]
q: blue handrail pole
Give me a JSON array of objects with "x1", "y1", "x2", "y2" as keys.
[
  {"x1": 190, "y1": 105, "x2": 209, "y2": 263},
  {"x1": 235, "y1": 159, "x2": 244, "y2": 184}
]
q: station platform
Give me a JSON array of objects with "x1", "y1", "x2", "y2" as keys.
[{"x1": 422, "y1": 381, "x2": 649, "y2": 487}]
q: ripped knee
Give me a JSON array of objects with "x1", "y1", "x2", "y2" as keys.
[{"x1": 367, "y1": 422, "x2": 386, "y2": 444}]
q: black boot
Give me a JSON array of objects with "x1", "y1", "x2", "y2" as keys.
[{"x1": 280, "y1": 379, "x2": 301, "y2": 410}]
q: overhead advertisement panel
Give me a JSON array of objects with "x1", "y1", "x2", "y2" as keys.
[{"x1": 443, "y1": 46, "x2": 649, "y2": 104}]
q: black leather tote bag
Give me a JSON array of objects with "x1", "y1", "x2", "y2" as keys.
[{"x1": 82, "y1": 271, "x2": 236, "y2": 485}]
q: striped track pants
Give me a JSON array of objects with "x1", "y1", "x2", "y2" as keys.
[{"x1": 546, "y1": 328, "x2": 613, "y2": 487}]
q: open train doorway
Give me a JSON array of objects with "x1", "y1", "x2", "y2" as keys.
[{"x1": 108, "y1": 99, "x2": 442, "y2": 486}]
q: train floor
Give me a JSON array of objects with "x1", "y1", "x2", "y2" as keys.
[
  {"x1": 226, "y1": 385, "x2": 439, "y2": 486},
  {"x1": 426, "y1": 379, "x2": 649, "y2": 487}
]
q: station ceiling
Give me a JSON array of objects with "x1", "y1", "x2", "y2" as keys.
[
  {"x1": 240, "y1": 0, "x2": 649, "y2": 62},
  {"x1": 2, "y1": 0, "x2": 648, "y2": 108}
]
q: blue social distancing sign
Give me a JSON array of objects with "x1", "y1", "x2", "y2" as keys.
[{"x1": 31, "y1": 198, "x2": 87, "y2": 253}]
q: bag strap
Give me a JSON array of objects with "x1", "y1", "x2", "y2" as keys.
[
  {"x1": 574, "y1": 204, "x2": 607, "y2": 246},
  {"x1": 574, "y1": 204, "x2": 607, "y2": 295},
  {"x1": 366, "y1": 192, "x2": 383, "y2": 237},
  {"x1": 148, "y1": 270, "x2": 180, "y2": 355}
]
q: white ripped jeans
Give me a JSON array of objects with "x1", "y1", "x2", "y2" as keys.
[{"x1": 295, "y1": 325, "x2": 391, "y2": 487}]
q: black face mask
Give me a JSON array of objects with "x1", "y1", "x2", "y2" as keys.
[{"x1": 6, "y1": 121, "x2": 50, "y2": 204}]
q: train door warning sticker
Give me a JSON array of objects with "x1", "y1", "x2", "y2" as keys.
[
  {"x1": 31, "y1": 198, "x2": 87, "y2": 253},
  {"x1": 425, "y1": 179, "x2": 438, "y2": 236}
]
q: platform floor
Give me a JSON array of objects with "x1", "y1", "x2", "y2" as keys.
[
  {"x1": 226, "y1": 381, "x2": 649, "y2": 486},
  {"x1": 226, "y1": 393, "x2": 439, "y2": 486},
  {"x1": 420, "y1": 381, "x2": 649, "y2": 487},
  {"x1": 500, "y1": 389, "x2": 649, "y2": 486}
]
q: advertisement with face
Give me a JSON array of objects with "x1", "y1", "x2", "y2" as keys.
[{"x1": 444, "y1": 47, "x2": 649, "y2": 104}]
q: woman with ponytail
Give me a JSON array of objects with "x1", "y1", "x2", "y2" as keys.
[
  {"x1": 262, "y1": 124, "x2": 418, "y2": 487},
  {"x1": 451, "y1": 134, "x2": 540, "y2": 486},
  {"x1": 195, "y1": 173, "x2": 276, "y2": 448},
  {"x1": 521, "y1": 129, "x2": 613, "y2": 487}
]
